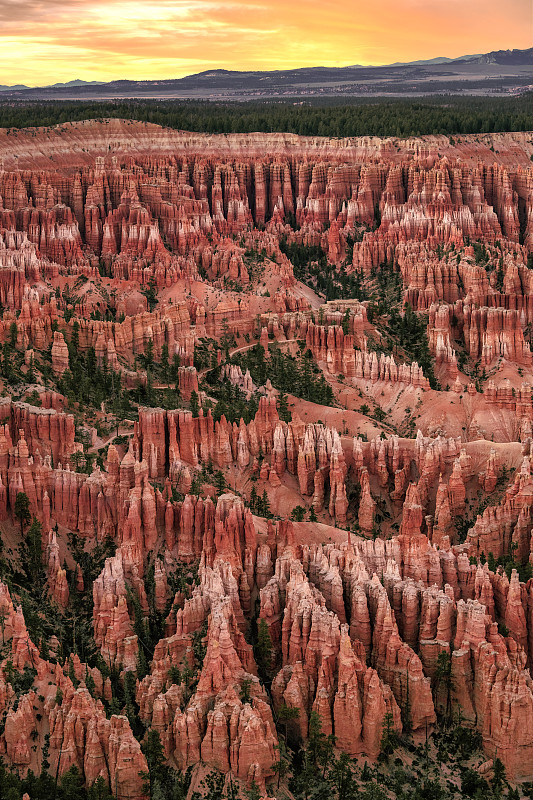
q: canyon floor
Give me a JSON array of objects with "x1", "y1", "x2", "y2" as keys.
[{"x1": 0, "y1": 120, "x2": 533, "y2": 799}]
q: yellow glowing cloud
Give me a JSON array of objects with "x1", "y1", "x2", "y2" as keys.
[{"x1": 0, "y1": 0, "x2": 531, "y2": 86}]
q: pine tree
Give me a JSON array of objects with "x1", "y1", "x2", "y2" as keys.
[
  {"x1": 249, "y1": 485, "x2": 258, "y2": 512},
  {"x1": 112, "y1": 386, "x2": 129, "y2": 436},
  {"x1": 491, "y1": 758, "x2": 507, "y2": 797},
  {"x1": 9, "y1": 322, "x2": 17, "y2": 349},
  {"x1": 380, "y1": 711, "x2": 398, "y2": 757},
  {"x1": 70, "y1": 320, "x2": 80, "y2": 356},
  {"x1": 85, "y1": 668, "x2": 96, "y2": 698},
  {"x1": 141, "y1": 729, "x2": 166, "y2": 796},
  {"x1": 214, "y1": 471, "x2": 226, "y2": 494},
  {"x1": 277, "y1": 391, "x2": 291, "y2": 422},
  {"x1": 245, "y1": 780, "x2": 261, "y2": 800},
  {"x1": 168, "y1": 665, "x2": 181, "y2": 685},
  {"x1": 342, "y1": 309, "x2": 350, "y2": 335},
  {"x1": 330, "y1": 752, "x2": 356, "y2": 800},
  {"x1": 145, "y1": 338, "x2": 154, "y2": 369},
  {"x1": 255, "y1": 618, "x2": 273, "y2": 682},
  {"x1": 277, "y1": 703, "x2": 300, "y2": 744},
  {"x1": 151, "y1": 780, "x2": 166, "y2": 800},
  {"x1": 21, "y1": 517, "x2": 43, "y2": 586},
  {"x1": 190, "y1": 390, "x2": 200, "y2": 418},
  {"x1": 240, "y1": 677, "x2": 252, "y2": 703},
  {"x1": 434, "y1": 651, "x2": 454, "y2": 723},
  {"x1": 307, "y1": 709, "x2": 329, "y2": 764},
  {"x1": 272, "y1": 738, "x2": 292, "y2": 791},
  {"x1": 146, "y1": 369, "x2": 154, "y2": 406},
  {"x1": 59, "y1": 765, "x2": 85, "y2": 799},
  {"x1": 261, "y1": 490, "x2": 271, "y2": 518},
  {"x1": 160, "y1": 342, "x2": 169, "y2": 381},
  {"x1": 14, "y1": 491, "x2": 31, "y2": 537},
  {"x1": 171, "y1": 353, "x2": 181, "y2": 383},
  {"x1": 88, "y1": 776, "x2": 113, "y2": 800},
  {"x1": 290, "y1": 505, "x2": 305, "y2": 522}
]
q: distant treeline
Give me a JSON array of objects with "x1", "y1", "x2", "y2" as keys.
[{"x1": 0, "y1": 95, "x2": 533, "y2": 137}]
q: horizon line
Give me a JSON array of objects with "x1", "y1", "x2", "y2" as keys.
[{"x1": 5, "y1": 47, "x2": 526, "y2": 90}]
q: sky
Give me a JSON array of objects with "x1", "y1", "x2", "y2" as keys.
[{"x1": 1, "y1": 0, "x2": 532, "y2": 87}]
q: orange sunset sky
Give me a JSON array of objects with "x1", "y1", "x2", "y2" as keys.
[{"x1": 2, "y1": 0, "x2": 532, "y2": 87}]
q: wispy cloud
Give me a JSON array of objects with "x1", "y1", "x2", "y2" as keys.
[{"x1": 0, "y1": 0, "x2": 531, "y2": 86}]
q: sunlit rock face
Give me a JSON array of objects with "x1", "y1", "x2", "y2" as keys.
[{"x1": 0, "y1": 121, "x2": 533, "y2": 795}]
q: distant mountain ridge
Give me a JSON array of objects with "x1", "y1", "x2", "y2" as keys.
[
  {"x1": 454, "y1": 47, "x2": 533, "y2": 65},
  {"x1": 0, "y1": 79, "x2": 103, "y2": 93},
  {"x1": 384, "y1": 54, "x2": 481, "y2": 67},
  {"x1": 386, "y1": 47, "x2": 533, "y2": 67},
  {"x1": 46, "y1": 79, "x2": 105, "y2": 89},
  {"x1": 1, "y1": 47, "x2": 532, "y2": 100}
]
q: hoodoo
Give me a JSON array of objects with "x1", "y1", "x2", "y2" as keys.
[{"x1": 1, "y1": 118, "x2": 533, "y2": 798}]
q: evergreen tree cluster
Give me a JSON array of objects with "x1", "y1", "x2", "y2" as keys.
[
  {"x1": 279, "y1": 238, "x2": 366, "y2": 301},
  {"x1": 202, "y1": 375, "x2": 260, "y2": 424},
  {"x1": 2, "y1": 94, "x2": 533, "y2": 137},
  {"x1": 232, "y1": 343, "x2": 335, "y2": 405},
  {"x1": 386, "y1": 305, "x2": 438, "y2": 389},
  {"x1": 59, "y1": 323, "x2": 123, "y2": 410},
  {"x1": 248, "y1": 485, "x2": 272, "y2": 518}
]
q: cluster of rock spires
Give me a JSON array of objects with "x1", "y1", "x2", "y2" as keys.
[
  {"x1": 1, "y1": 122, "x2": 533, "y2": 796},
  {"x1": 5, "y1": 456, "x2": 533, "y2": 792},
  {"x1": 3, "y1": 387, "x2": 533, "y2": 789}
]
